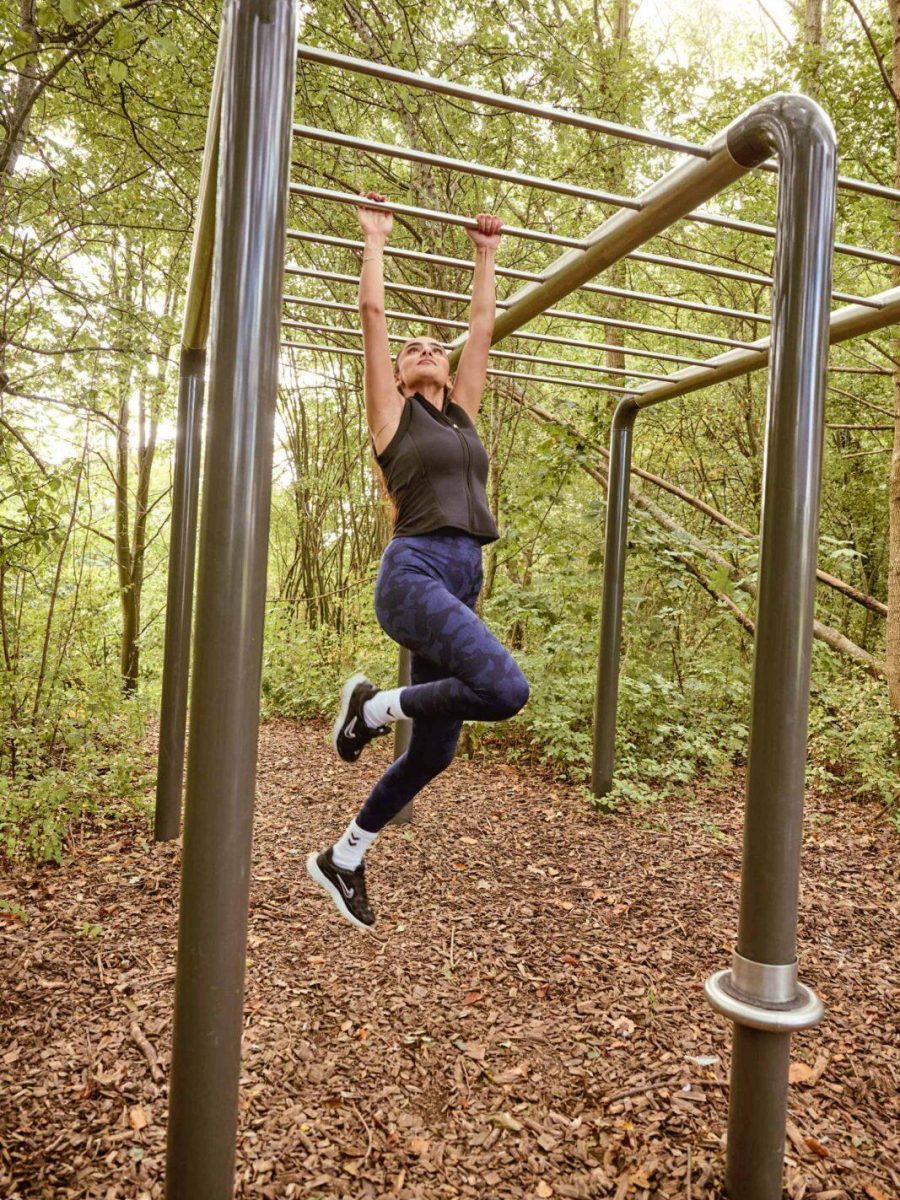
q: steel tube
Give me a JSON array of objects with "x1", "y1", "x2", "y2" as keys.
[
  {"x1": 154, "y1": 348, "x2": 206, "y2": 842},
  {"x1": 287, "y1": 263, "x2": 774, "y2": 325},
  {"x1": 590, "y1": 94, "x2": 839, "y2": 1200},
  {"x1": 282, "y1": 307, "x2": 710, "y2": 365},
  {"x1": 295, "y1": 42, "x2": 706, "y2": 156},
  {"x1": 153, "y1": 26, "x2": 226, "y2": 840},
  {"x1": 625, "y1": 284, "x2": 900, "y2": 411},
  {"x1": 284, "y1": 293, "x2": 758, "y2": 351},
  {"x1": 281, "y1": 340, "x2": 639, "y2": 394},
  {"x1": 182, "y1": 45, "x2": 225, "y2": 351},
  {"x1": 589, "y1": 284, "x2": 900, "y2": 796},
  {"x1": 293, "y1": 123, "x2": 638, "y2": 209},
  {"x1": 290, "y1": 181, "x2": 584, "y2": 248},
  {"x1": 288, "y1": 142, "x2": 878, "y2": 306},
  {"x1": 280, "y1": 321, "x2": 670, "y2": 380},
  {"x1": 289, "y1": 187, "x2": 883, "y2": 302},
  {"x1": 288, "y1": 225, "x2": 775, "y2": 295},
  {"x1": 590, "y1": 402, "x2": 636, "y2": 798},
  {"x1": 294, "y1": 42, "x2": 900, "y2": 203},
  {"x1": 165, "y1": 1, "x2": 297, "y2": 1196},
  {"x1": 723, "y1": 100, "x2": 836, "y2": 1200}
]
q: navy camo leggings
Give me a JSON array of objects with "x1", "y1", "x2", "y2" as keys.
[{"x1": 355, "y1": 529, "x2": 530, "y2": 833}]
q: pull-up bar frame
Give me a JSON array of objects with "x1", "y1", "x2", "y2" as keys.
[{"x1": 154, "y1": 25, "x2": 900, "y2": 1198}]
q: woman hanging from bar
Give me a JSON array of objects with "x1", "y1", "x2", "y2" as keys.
[{"x1": 307, "y1": 191, "x2": 530, "y2": 930}]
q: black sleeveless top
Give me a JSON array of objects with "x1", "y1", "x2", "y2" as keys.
[{"x1": 373, "y1": 392, "x2": 500, "y2": 544}]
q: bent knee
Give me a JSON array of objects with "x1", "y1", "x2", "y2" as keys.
[{"x1": 493, "y1": 670, "x2": 530, "y2": 720}]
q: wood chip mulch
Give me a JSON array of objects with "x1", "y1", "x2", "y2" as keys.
[{"x1": 1, "y1": 717, "x2": 898, "y2": 1200}]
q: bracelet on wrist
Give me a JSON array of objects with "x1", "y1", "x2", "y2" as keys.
[{"x1": 362, "y1": 253, "x2": 383, "y2": 263}]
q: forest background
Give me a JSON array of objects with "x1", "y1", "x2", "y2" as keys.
[{"x1": 3, "y1": 0, "x2": 900, "y2": 863}]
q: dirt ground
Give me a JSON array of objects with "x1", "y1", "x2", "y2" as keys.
[{"x1": 1, "y1": 717, "x2": 898, "y2": 1200}]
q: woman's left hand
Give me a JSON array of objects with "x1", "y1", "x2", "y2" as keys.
[{"x1": 466, "y1": 212, "x2": 503, "y2": 251}]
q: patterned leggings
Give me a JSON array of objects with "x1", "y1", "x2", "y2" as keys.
[{"x1": 355, "y1": 530, "x2": 530, "y2": 833}]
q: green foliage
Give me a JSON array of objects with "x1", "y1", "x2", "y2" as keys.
[
  {"x1": 808, "y1": 669, "x2": 900, "y2": 819},
  {"x1": 0, "y1": 683, "x2": 154, "y2": 863},
  {"x1": 3, "y1": 0, "x2": 899, "y2": 863},
  {"x1": 0, "y1": 899, "x2": 28, "y2": 923}
]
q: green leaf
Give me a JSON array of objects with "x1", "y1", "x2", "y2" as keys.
[{"x1": 109, "y1": 60, "x2": 127, "y2": 84}]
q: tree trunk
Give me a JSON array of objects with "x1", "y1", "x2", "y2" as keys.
[{"x1": 802, "y1": 0, "x2": 825, "y2": 98}]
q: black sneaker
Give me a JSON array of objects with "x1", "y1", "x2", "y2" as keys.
[
  {"x1": 306, "y1": 847, "x2": 376, "y2": 931},
  {"x1": 332, "y1": 672, "x2": 389, "y2": 763}
]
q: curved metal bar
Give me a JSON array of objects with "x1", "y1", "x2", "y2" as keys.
[{"x1": 591, "y1": 92, "x2": 839, "y2": 1200}]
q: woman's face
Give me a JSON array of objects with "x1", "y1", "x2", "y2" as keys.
[{"x1": 395, "y1": 338, "x2": 450, "y2": 392}]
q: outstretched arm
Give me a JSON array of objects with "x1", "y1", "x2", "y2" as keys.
[
  {"x1": 451, "y1": 214, "x2": 503, "y2": 420},
  {"x1": 357, "y1": 192, "x2": 402, "y2": 447}
]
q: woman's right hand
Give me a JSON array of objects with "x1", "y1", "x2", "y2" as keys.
[{"x1": 357, "y1": 191, "x2": 393, "y2": 241}]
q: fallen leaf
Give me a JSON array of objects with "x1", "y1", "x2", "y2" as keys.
[
  {"x1": 789, "y1": 1061, "x2": 814, "y2": 1084},
  {"x1": 128, "y1": 1106, "x2": 148, "y2": 1131},
  {"x1": 536, "y1": 1183, "x2": 553, "y2": 1198},
  {"x1": 488, "y1": 1112, "x2": 523, "y2": 1132}
]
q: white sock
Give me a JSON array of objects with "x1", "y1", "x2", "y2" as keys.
[
  {"x1": 331, "y1": 819, "x2": 379, "y2": 871},
  {"x1": 362, "y1": 687, "x2": 406, "y2": 728}
]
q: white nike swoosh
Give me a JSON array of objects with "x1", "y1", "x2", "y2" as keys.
[
  {"x1": 345, "y1": 716, "x2": 357, "y2": 738},
  {"x1": 337, "y1": 876, "x2": 355, "y2": 899}
]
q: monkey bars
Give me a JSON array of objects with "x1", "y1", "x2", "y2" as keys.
[{"x1": 157, "y1": 21, "x2": 900, "y2": 1200}]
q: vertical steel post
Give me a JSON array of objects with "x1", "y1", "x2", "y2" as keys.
[
  {"x1": 154, "y1": 349, "x2": 206, "y2": 841},
  {"x1": 591, "y1": 400, "x2": 636, "y2": 797},
  {"x1": 164, "y1": 0, "x2": 297, "y2": 1196},
  {"x1": 153, "y1": 30, "x2": 224, "y2": 842},
  {"x1": 703, "y1": 96, "x2": 835, "y2": 1200},
  {"x1": 390, "y1": 644, "x2": 413, "y2": 822}
]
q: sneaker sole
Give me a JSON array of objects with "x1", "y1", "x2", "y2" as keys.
[
  {"x1": 305, "y1": 851, "x2": 374, "y2": 932},
  {"x1": 331, "y1": 670, "x2": 368, "y2": 760}
]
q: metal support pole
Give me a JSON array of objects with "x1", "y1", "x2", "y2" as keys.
[
  {"x1": 708, "y1": 95, "x2": 836, "y2": 1200},
  {"x1": 153, "y1": 21, "x2": 225, "y2": 841},
  {"x1": 154, "y1": 348, "x2": 206, "y2": 841},
  {"x1": 164, "y1": 0, "x2": 297, "y2": 1196},
  {"x1": 389, "y1": 645, "x2": 413, "y2": 823},
  {"x1": 589, "y1": 94, "x2": 835, "y2": 1200},
  {"x1": 590, "y1": 401, "x2": 636, "y2": 797}
]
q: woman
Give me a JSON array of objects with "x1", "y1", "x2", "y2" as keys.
[{"x1": 306, "y1": 192, "x2": 530, "y2": 931}]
